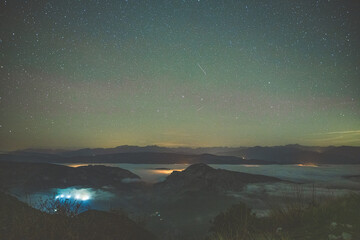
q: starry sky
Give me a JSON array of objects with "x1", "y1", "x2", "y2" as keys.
[{"x1": 0, "y1": 0, "x2": 359, "y2": 151}]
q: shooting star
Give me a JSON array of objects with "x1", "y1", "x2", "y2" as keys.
[{"x1": 197, "y1": 63, "x2": 207, "y2": 76}]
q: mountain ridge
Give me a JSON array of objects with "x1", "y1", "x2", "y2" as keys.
[{"x1": 4, "y1": 144, "x2": 360, "y2": 164}]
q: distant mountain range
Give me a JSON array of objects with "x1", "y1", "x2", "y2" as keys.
[
  {"x1": 0, "y1": 152, "x2": 272, "y2": 165},
  {"x1": 1, "y1": 144, "x2": 359, "y2": 164}
]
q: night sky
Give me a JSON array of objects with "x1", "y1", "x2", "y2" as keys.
[{"x1": 0, "y1": 0, "x2": 359, "y2": 150}]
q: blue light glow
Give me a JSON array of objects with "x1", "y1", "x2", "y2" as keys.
[{"x1": 55, "y1": 189, "x2": 92, "y2": 201}]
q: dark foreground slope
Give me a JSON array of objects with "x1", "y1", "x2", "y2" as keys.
[
  {"x1": 208, "y1": 193, "x2": 360, "y2": 240},
  {"x1": 146, "y1": 164, "x2": 283, "y2": 239},
  {"x1": 0, "y1": 162, "x2": 141, "y2": 191},
  {"x1": 0, "y1": 192, "x2": 156, "y2": 240}
]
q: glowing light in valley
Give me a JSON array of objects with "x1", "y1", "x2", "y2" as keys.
[
  {"x1": 150, "y1": 168, "x2": 185, "y2": 175},
  {"x1": 297, "y1": 163, "x2": 318, "y2": 167},
  {"x1": 55, "y1": 189, "x2": 92, "y2": 201},
  {"x1": 81, "y1": 196, "x2": 90, "y2": 201},
  {"x1": 66, "y1": 164, "x2": 91, "y2": 168}
]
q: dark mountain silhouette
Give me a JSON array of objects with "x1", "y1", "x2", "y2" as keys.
[
  {"x1": 3, "y1": 144, "x2": 360, "y2": 164},
  {"x1": 155, "y1": 163, "x2": 281, "y2": 194},
  {"x1": 218, "y1": 145, "x2": 360, "y2": 164},
  {"x1": 11, "y1": 145, "x2": 249, "y2": 157},
  {"x1": 0, "y1": 162, "x2": 141, "y2": 191},
  {"x1": 0, "y1": 152, "x2": 272, "y2": 165},
  {"x1": 58, "y1": 145, "x2": 239, "y2": 157}
]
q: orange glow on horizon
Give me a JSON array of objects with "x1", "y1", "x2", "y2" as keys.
[
  {"x1": 297, "y1": 163, "x2": 318, "y2": 167},
  {"x1": 66, "y1": 164, "x2": 90, "y2": 168},
  {"x1": 149, "y1": 168, "x2": 185, "y2": 175}
]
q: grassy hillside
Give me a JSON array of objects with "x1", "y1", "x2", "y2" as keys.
[{"x1": 208, "y1": 193, "x2": 360, "y2": 240}]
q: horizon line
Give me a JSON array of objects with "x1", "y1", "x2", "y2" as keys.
[{"x1": 4, "y1": 143, "x2": 360, "y2": 153}]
